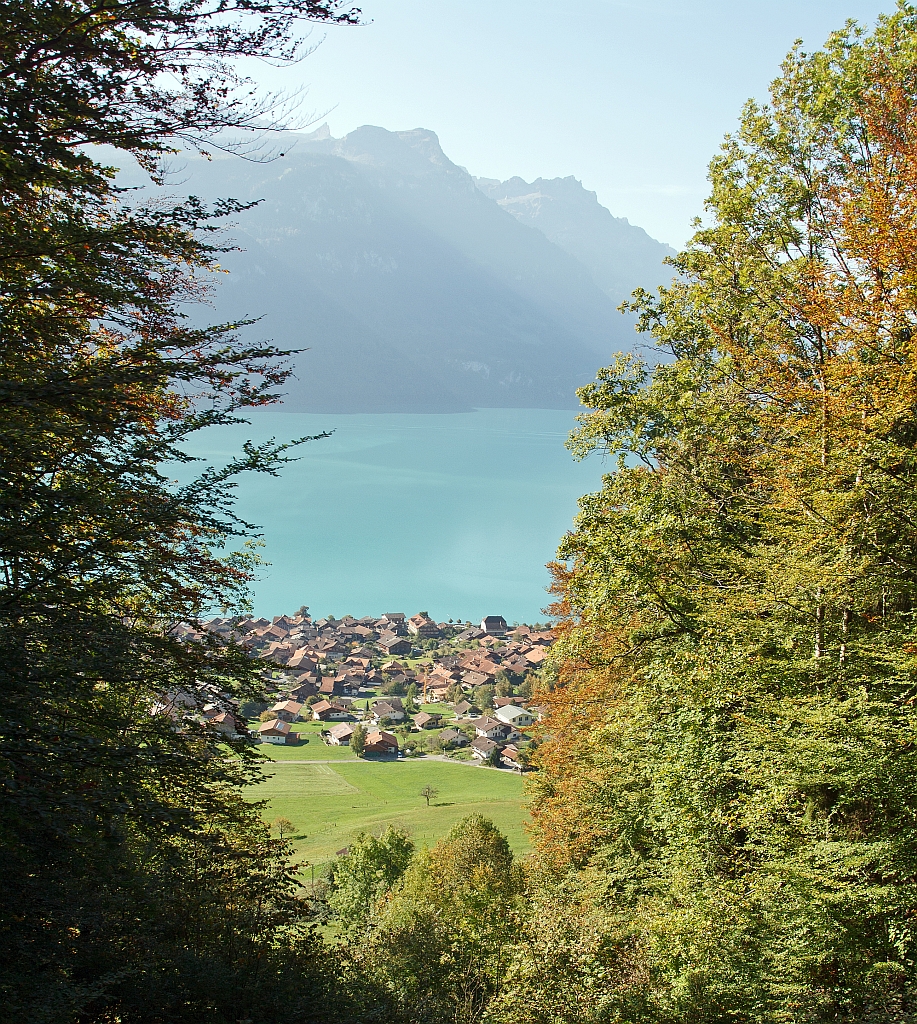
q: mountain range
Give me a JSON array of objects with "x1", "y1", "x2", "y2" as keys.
[{"x1": 139, "y1": 125, "x2": 675, "y2": 412}]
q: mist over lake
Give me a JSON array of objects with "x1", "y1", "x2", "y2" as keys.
[{"x1": 185, "y1": 407, "x2": 604, "y2": 623}]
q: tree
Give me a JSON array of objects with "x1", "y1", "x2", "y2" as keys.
[
  {"x1": 354, "y1": 816, "x2": 522, "y2": 1023},
  {"x1": 350, "y1": 722, "x2": 367, "y2": 757},
  {"x1": 405, "y1": 682, "x2": 419, "y2": 712},
  {"x1": 273, "y1": 816, "x2": 295, "y2": 840},
  {"x1": 528, "y1": 9, "x2": 917, "y2": 1020},
  {"x1": 485, "y1": 870, "x2": 635, "y2": 1024},
  {"x1": 494, "y1": 670, "x2": 514, "y2": 697},
  {"x1": 381, "y1": 677, "x2": 407, "y2": 696},
  {"x1": 0, "y1": 0, "x2": 365, "y2": 1019},
  {"x1": 420, "y1": 784, "x2": 439, "y2": 807},
  {"x1": 327, "y1": 827, "x2": 415, "y2": 934},
  {"x1": 423, "y1": 732, "x2": 444, "y2": 754},
  {"x1": 473, "y1": 683, "x2": 495, "y2": 709}
]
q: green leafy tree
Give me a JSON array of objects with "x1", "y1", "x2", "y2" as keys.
[
  {"x1": 0, "y1": 0, "x2": 366, "y2": 1019},
  {"x1": 486, "y1": 870, "x2": 635, "y2": 1024},
  {"x1": 355, "y1": 815, "x2": 522, "y2": 1023},
  {"x1": 485, "y1": 746, "x2": 502, "y2": 768},
  {"x1": 404, "y1": 681, "x2": 419, "y2": 712},
  {"x1": 494, "y1": 670, "x2": 514, "y2": 697},
  {"x1": 381, "y1": 677, "x2": 407, "y2": 696},
  {"x1": 328, "y1": 827, "x2": 415, "y2": 934},
  {"x1": 473, "y1": 683, "x2": 495, "y2": 709},
  {"x1": 530, "y1": 9, "x2": 917, "y2": 1021},
  {"x1": 350, "y1": 722, "x2": 367, "y2": 757},
  {"x1": 423, "y1": 732, "x2": 444, "y2": 754}
]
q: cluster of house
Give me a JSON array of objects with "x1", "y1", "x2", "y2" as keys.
[
  {"x1": 258, "y1": 696, "x2": 399, "y2": 755},
  {"x1": 168, "y1": 608, "x2": 554, "y2": 770},
  {"x1": 258, "y1": 689, "x2": 541, "y2": 770},
  {"x1": 183, "y1": 610, "x2": 450, "y2": 672},
  {"x1": 417, "y1": 623, "x2": 553, "y2": 702}
]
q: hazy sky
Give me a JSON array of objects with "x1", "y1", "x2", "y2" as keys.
[{"x1": 249, "y1": 0, "x2": 892, "y2": 248}]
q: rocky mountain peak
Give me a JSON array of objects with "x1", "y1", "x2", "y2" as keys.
[
  {"x1": 294, "y1": 124, "x2": 466, "y2": 186},
  {"x1": 116, "y1": 127, "x2": 675, "y2": 412},
  {"x1": 475, "y1": 174, "x2": 674, "y2": 301}
]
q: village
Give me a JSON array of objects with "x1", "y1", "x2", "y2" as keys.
[{"x1": 181, "y1": 610, "x2": 554, "y2": 771}]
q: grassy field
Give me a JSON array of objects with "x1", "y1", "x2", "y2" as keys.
[
  {"x1": 255, "y1": 719, "x2": 359, "y2": 761},
  {"x1": 418, "y1": 701, "x2": 456, "y2": 718},
  {"x1": 250, "y1": 759, "x2": 530, "y2": 866},
  {"x1": 253, "y1": 706, "x2": 472, "y2": 762}
]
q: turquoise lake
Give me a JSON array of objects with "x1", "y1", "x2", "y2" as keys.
[{"x1": 185, "y1": 408, "x2": 608, "y2": 624}]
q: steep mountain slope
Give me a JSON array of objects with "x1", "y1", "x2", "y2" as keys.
[
  {"x1": 475, "y1": 174, "x2": 675, "y2": 303},
  {"x1": 145, "y1": 127, "x2": 673, "y2": 412}
]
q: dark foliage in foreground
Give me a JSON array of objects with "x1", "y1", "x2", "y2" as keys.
[{"x1": 0, "y1": 0, "x2": 391, "y2": 1020}]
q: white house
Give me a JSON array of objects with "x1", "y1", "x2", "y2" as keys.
[
  {"x1": 270, "y1": 699, "x2": 303, "y2": 723},
  {"x1": 470, "y1": 716, "x2": 509, "y2": 740},
  {"x1": 259, "y1": 719, "x2": 295, "y2": 745},
  {"x1": 494, "y1": 705, "x2": 536, "y2": 729},
  {"x1": 327, "y1": 723, "x2": 355, "y2": 746},
  {"x1": 371, "y1": 699, "x2": 405, "y2": 723}
]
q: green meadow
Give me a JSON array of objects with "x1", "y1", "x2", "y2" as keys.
[
  {"x1": 249, "y1": 759, "x2": 529, "y2": 866},
  {"x1": 256, "y1": 719, "x2": 358, "y2": 760}
]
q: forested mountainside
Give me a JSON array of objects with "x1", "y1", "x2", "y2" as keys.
[
  {"x1": 131, "y1": 126, "x2": 673, "y2": 412},
  {"x1": 475, "y1": 174, "x2": 676, "y2": 302}
]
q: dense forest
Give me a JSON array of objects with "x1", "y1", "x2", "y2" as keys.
[{"x1": 4, "y1": 1, "x2": 917, "y2": 1022}]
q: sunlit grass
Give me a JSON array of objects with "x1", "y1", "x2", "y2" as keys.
[{"x1": 250, "y1": 759, "x2": 529, "y2": 867}]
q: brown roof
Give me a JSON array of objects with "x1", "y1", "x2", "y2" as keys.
[
  {"x1": 381, "y1": 635, "x2": 411, "y2": 649},
  {"x1": 259, "y1": 718, "x2": 290, "y2": 735},
  {"x1": 366, "y1": 729, "x2": 397, "y2": 741},
  {"x1": 270, "y1": 700, "x2": 303, "y2": 714},
  {"x1": 364, "y1": 730, "x2": 398, "y2": 750},
  {"x1": 463, "y1": 671, "x2": 493, "y2": 688},
  {"x1": 439, "y1": 728, "x2": 467, "y2": 744},
  {"x1": 471, "y1": 736, "x2": 500, "y2": 755},
  {"x1": 453, "y1": 702, "x2": 480, "y2": 718}
]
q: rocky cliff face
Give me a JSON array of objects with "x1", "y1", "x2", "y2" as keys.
[
  {"x1": 475, "y1": 174, "x2": 676, "y2": 303},
  {"x1": 144, "y1": 126, "x2": 674, "y2": 412}
]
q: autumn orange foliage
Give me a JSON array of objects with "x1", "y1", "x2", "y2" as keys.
[{"x1": 528, "y1": 37, "x2": 917, "y2": 872}]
